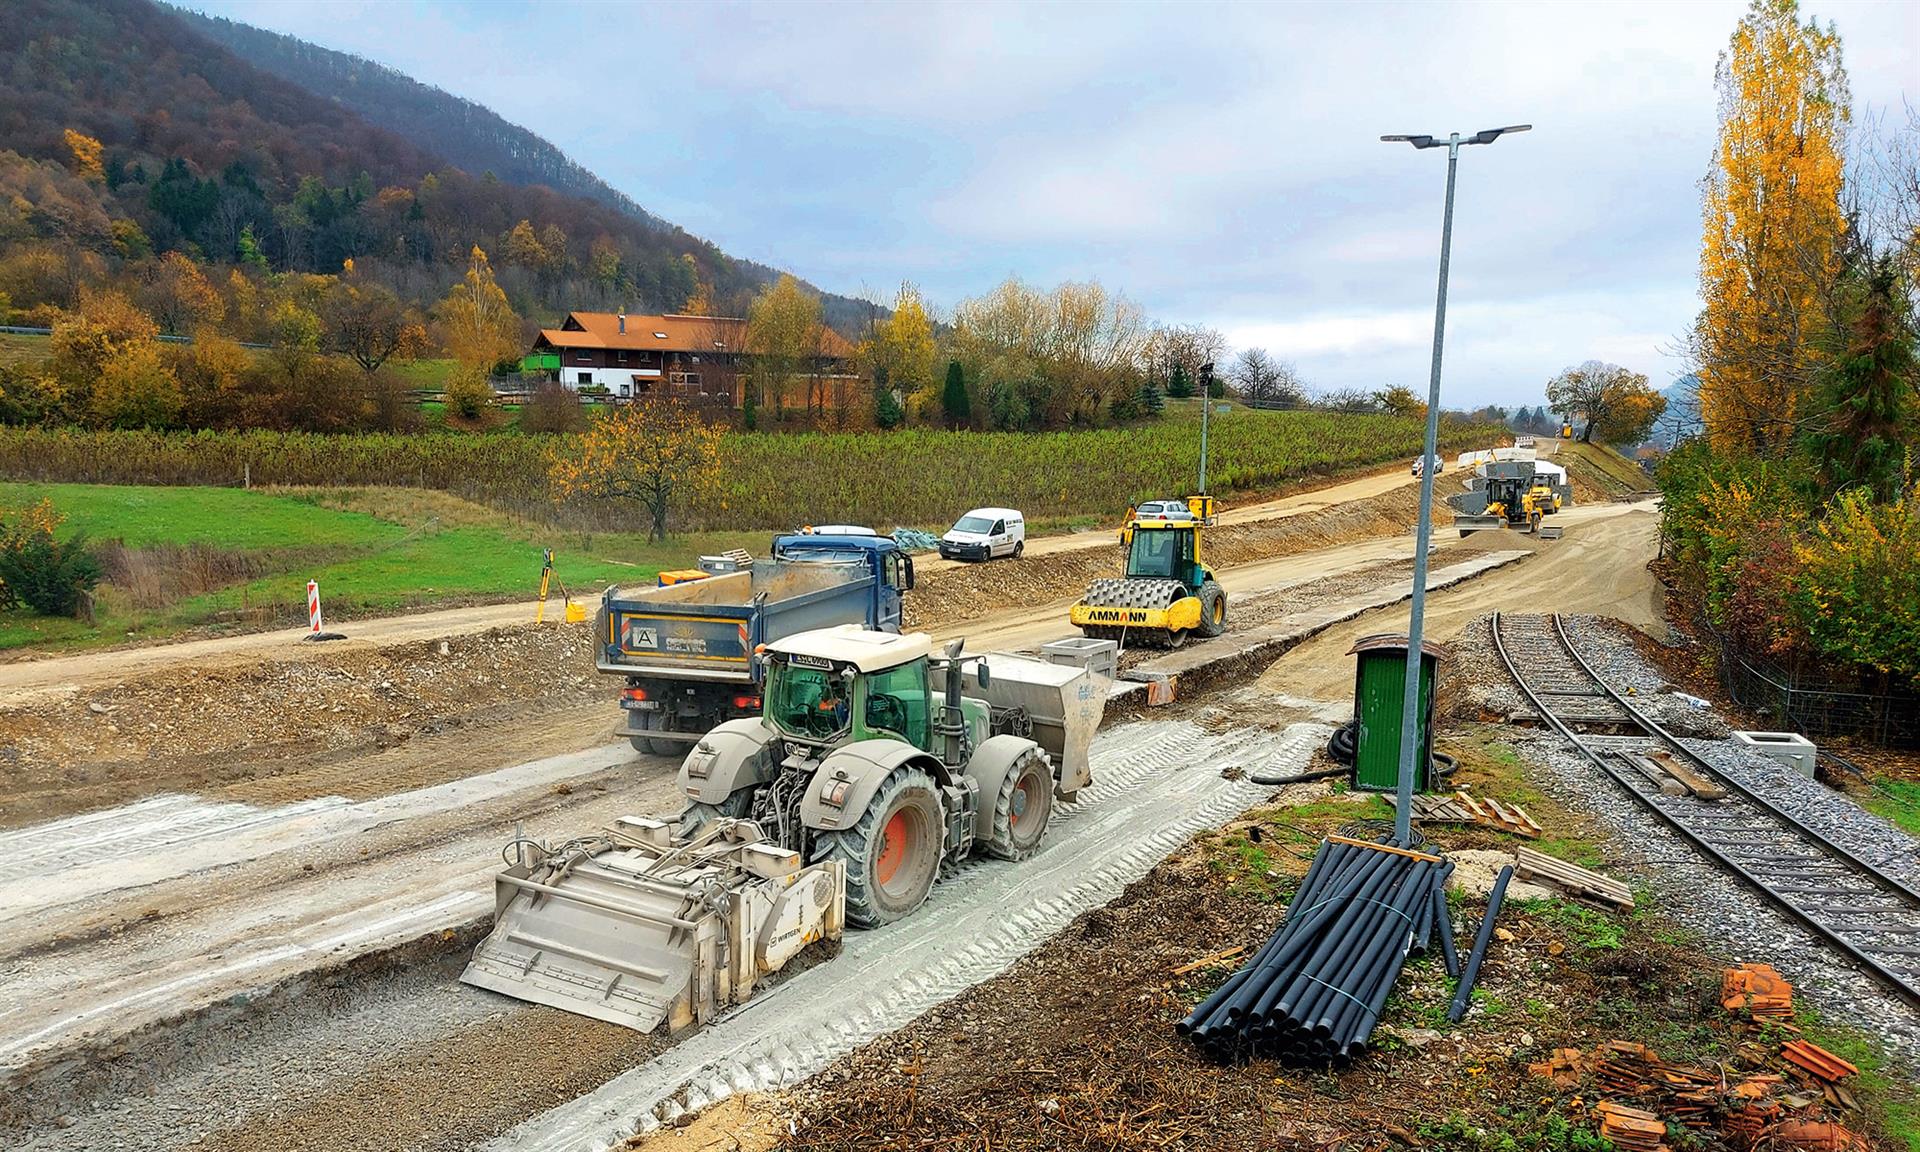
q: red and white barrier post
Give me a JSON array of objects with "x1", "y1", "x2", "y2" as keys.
[{"x1": 307, "y1": 580, "x2": 323, "y2": 635}]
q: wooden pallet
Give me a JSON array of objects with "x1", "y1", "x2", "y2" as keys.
[
  {"x1": 1389, "y1": 791, "x2": 1543, "y2": 838},
  {"x1": 1514, "y1": 846, "x2": 1636, "y2": 909}
]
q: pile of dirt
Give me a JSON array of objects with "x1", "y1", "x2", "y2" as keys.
[{"x1": 0, "y1": 622, "x2": 605, "y2": 827}]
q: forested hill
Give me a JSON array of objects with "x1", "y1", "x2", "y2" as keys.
[
  {"x1": 168, "y1": 5, "x2": 669, "y2": 231},
  {"x1": 0, "y1": 0, "x2": 869, "y2": 330}
]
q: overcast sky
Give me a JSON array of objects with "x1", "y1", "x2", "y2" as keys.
[{"x1": 187, "y1": 0, "x2": 1916, "y2": 408}]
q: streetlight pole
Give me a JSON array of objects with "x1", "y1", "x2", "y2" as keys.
[{"x1": 1380, "y1": 124, "x2": 1530, "y2": 847}]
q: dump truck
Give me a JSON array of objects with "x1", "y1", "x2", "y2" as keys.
[
  {"x1": 461, "y1": 624, "x2": 1107, "y2": 1031},
  {"x1": 596, "y1": 533, "x2": 914, "y2": 755},
  {"x1": 1069, "y1": 494, "x2": 1227, "y2": 647}
]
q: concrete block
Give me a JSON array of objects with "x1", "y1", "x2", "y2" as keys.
[{"x1": 1731, "y1": 730, "x2": 1817, "y2": 778}]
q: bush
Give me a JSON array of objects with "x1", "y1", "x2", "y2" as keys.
[
  {"x1": 520, "y1": 382, "x2": 588, "y2": 434},
  {"x1": 0, "y1": 527, "x2": 101, "y2": 618},
  {"x1": 445, "y1": 371, "x2": 495, "y2": 422}
]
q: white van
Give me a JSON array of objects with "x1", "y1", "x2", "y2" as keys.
[{"x1": 939, "y1": 507, "x2": 1026, "y2": 561}]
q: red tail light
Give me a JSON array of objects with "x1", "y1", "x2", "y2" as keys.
[
  {"x1": 622, "y1": 687, "x2": 649, "y2": 702},
  {"x1": 733, "y1": 695, "x2": 760, "y2": 710}
]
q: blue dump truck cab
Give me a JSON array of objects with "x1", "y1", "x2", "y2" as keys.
[{"x1": 596, "y1": 533, "x2": 914, "y2": 756}]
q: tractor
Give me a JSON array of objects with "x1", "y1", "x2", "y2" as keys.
[
  {"x1": 1069, "y1": 495, "x2": 1228, "y2": 647},
  {"x1": 675, "y1": 626, "x2": 1104, "y2": 926}
]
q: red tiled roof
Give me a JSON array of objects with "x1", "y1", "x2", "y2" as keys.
[{"x1": 534, "y1": 311, "x2": 856, "y2": 358}]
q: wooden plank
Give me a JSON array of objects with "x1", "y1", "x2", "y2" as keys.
[
  {"x1": 1325, "y1": 835, "x2": 1444, "y2": 863},
  {"x1": 1646, "y1": 749, "x2": 1727, "y2": 800}
]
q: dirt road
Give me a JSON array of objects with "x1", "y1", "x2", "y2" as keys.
[{"x1": 1256, "y1": 498, "x2": 1661, "y2": 702}]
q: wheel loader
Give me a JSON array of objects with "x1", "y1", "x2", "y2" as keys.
[
  {"x1": 1068, "y1": 494, "x2": 1228, "y2": 647},
  {"x1": 461, "y1": 625, "x2": 1107, "y2": 1032},
  {"x1": 1446, "y1": 460, "x2": 1557, "y2": 535}
]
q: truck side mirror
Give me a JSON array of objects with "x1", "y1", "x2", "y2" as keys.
[
  {"x1": 902, "y1": 555, "x2": 915, "y2": 590},
  {"x1": 975, "y1": 660, "x2": 990, "y2": 689}
]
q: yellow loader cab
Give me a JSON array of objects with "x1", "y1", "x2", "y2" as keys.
[{"x1": 1070, "y1": 497, "x2": 1227, "y2": 648}]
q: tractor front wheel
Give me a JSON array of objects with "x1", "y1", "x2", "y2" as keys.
[
  {"x1": 985, "y1": 748, "x2": 1054, "y2": 860},
  {"x1": 813, "y1": 766, "x2": 943, "y2": 927}
]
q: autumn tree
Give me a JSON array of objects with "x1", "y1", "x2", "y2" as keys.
[
  {"x1": 862, "y1": 282, "x2": 938, "y2": 412},
  {"x1": 1546, "y1": 361, "x2": 1666, "y2": 444},
  {"x1": 1694, "y1": 0, "x2": 1850, "y2": 451},
  {"x1": 325, "y1": 280, "x2": 414, "y2": 377},
  {"x1": 62, "y1": 130, "x2": 103, "y2": 183},
  {"x1": 44, "y1": 290, "x2": 160, "y2": 421},
  {"x1": 549, "y1": 395, "x2": 723, "y2": 541},
  {"x1": 91, "y1": 341, "x2": 183, "y2": 429},
  {"x1": 1373, "y1": 385, "x2": 1427, "y2": 420},
  {"x1": 138, "y1": 252, "x2": 224, "y2": 335},
  {"x1": 746, "y1": 274, "x2": 824, "y2": 420},
  {"x1": 438, "y1": 246, "x2": 522, "y2": 369}
]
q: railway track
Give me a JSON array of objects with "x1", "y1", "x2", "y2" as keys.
[{"x1": 1491, "y1": 612, "x2": 1920, "y2": 1009}]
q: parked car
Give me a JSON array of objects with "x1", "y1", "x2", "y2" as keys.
[
  {"x1": 1410, "y1": 455, "x2": 1444, "y2": 477},
  {"x1": 1133, "y1": 499, "x2": 1196, "y2": 521},
  {"x1": 939, "y1": 507, "x2": 1026, "y2": 561}
]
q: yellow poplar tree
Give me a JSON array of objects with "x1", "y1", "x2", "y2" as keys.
[
  {"x1": 63, "y1": 130, "x2": 104, "y2": 182},
  {"x1": 1695, "y1": 0, "x2": 1849, "y2": 451},
  {"x1": 873, "y1": 282, "x2": 938, "y2": 399},
  {"x1": 438, "y1": 245, "x2": 522, "y2": 368}
]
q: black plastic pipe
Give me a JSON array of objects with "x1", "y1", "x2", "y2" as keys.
[
  {"x1": 1435, "y1": 885, "x2": 1460, "y2": 978},
  {"x1": 1447, "y1": 865, "x2": 1511, "y2": 1023}
]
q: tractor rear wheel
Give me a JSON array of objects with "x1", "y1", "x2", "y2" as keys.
[
  {"x1": 813, "y1": 766, "x2": 943, "y2": 927},
  {"x1": 985, "y1": 747, "x2": 1054, "y2": 860},
  {"x1": 1197, "y1": 581, "x2": 1228, "y2": 638}
]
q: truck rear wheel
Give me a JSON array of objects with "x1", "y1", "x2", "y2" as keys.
[
  {"x1": 629, "y1": 711, "x2": 682, "y2": 758},
  {"x1": 985, "y1": 747, "x2": 1053, "y2": 861},
  {"x1": 812, "y1": 766, "x2": 942, "y2": 927}
]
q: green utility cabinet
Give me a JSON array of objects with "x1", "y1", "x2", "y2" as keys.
[{"x1": 1348, "y1": 634, "x2": 1446, "y2": 793}]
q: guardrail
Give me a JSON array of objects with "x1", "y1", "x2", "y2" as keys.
[{"x1": 0, "y1": 325, "x2": 270, "y2": 350}]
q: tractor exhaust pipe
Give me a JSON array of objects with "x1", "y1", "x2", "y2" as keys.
[{"x1": 937, "y1": 639, "x2": 968, "y2": 769}]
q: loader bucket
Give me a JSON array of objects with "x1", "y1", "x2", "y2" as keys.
[
  {"x1": 461, "y1": 818, "x2": 845, "y2": 1033},
  {"x1": 936, "y1": 654, "x2": 1109, "y2": 798}
]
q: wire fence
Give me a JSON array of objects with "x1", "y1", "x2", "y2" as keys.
[{"x1": 1716, "y1": 636, "x2": 1920, "y2": 748}]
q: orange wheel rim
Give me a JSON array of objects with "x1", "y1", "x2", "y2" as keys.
[
  {"x1": 876, "y1": 809, "x2": 908, "y2": 886},
  {"x1": 1013, "y1": 775, "x2": 1042, "y2": 833}
]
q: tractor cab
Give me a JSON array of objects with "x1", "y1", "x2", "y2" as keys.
[{"x1": 761, "y1": 629, "x2": 967, "y2": 754}]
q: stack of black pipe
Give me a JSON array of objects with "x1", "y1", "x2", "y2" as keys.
[{"x1": 1177, "y1": 837, "x2": 1456, "y2": 1066}]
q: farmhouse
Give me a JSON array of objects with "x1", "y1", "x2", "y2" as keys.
[{"x1": 524, "y1": 311, "x2": 858, "y2": 406}]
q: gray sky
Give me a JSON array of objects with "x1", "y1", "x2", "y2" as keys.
[{"x1": 189, "y1": 0, "x2": 1916, "y2": 408}]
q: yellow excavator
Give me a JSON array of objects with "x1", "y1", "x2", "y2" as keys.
[{"x1": 1069, "y1": 495, "x2": 1227, "y2": 648}]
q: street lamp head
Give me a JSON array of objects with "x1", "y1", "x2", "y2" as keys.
[
  {"x1": 1380, "y1": 134, "x2": 1439, "y2": 149},
  {"x1": 1468, "y1": 124, "x2": 1532, "y2": 145}
]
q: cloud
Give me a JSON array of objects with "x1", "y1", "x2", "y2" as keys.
[{"x1": 187, "y1": 0, "x2": 1916, "y2": 406}]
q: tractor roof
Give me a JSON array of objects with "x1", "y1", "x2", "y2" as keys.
[{"x1": 769, "y1": 625, "x2": 933, "y2": 671}]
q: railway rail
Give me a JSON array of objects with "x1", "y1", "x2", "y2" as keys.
[{"x1": 1491, "y1": 611, "x2": 1920, "y2": 1009}]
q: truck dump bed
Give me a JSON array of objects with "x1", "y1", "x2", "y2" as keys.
[{"x1": 598, "y1": 562, "x2": 877, "y2": 683}]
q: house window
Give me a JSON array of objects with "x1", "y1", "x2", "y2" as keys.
[
  {"x1": 577, "y1": 371, "x2": 593, "y2": 385},
  {"x1": 575, "y1": 351, "x2": 592, "y2": 363},
  {"x1": 617, "y1": 351, "x2": 628, "y2": 365}
]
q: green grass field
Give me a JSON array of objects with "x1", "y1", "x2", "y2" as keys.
[{"x1": 0, "y1": 482, "x2": 771, "y2": 651}]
